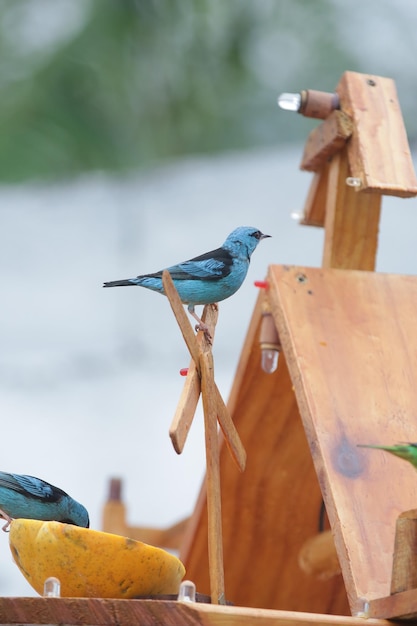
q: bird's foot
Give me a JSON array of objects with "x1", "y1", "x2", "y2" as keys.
[
  {"x1": 194, "y1": 322, "x2": 212, "y2": 344},
  {"x1": 0, "y1": 509, "x2": 12, "y2": 532},
  {"x1": 188, "y1": 305, "x2": 213, "y2": 344}
]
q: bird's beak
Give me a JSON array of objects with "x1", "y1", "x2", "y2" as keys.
[{"x1": 260, "y1": 233, "x2": 272, "y2": 240}]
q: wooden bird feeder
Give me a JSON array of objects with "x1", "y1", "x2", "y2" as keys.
[{"x1": 3, "y1": 70, "x2": 417, "y2": 625}]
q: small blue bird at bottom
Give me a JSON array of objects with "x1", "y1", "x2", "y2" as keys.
[
  {"x1": 0, "y1": 472, "x2": 90, "y2": 531},
  {"x1": 103, "y1": 226, "x2": 271, "y2": 340}
]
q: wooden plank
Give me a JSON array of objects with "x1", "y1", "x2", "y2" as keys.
[
  {"x1": 213, "y1": 381, "x2": 247, "y2": 473},
  {"x1": 300, "y1": 110, "x2": 353, "y2": 173},
  {"x1": 300, "y1": 166, "x2": 330, "y2": 227},
  {"x1": 170, "y1": 363, "x2": 201, "y2": 452},
  {"x1": 169, "y1": 304, "x2": 218, "y2": 454},
  {"x1": 336, "y1": 71, "x2": 417, "y2": 197},
  {"x1": 193, "y1": 603, "x2": 400, "y2": 626},
  {"x1": 268, "y1": 265, "x2": 417, "y2": 615},
  {"x1": 181, "y1": 294, "x2": 349, "y2": 614},
  {"x1": 322, "y1": 148, "x2": 381, "y2": 270},
  {"x1": 0, "y1": 596, "x2": 403, "y2": 626},
  {"x1": 162, "y1": 270, "x2": 201, "y2": 369},
  {"x1": 200, "y1": 348, "x2": 226, "y2": 604},
  {"x1": 0, "y1": 598, "x2": 192, "y2": 626},
  {"x1": 164, "y1": 272, "x2": 246, "y2": 472},
  {"x1": 368, "y1": 588, "x2": 417, "y2": 620}
]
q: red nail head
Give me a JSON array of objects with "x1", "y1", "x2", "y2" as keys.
[
  {"x1": 254, "y1": 280, "x2": 269, "y2": 289},
  {"x1": 179, "y1": 368, "x2": 189, "y2": 376}
]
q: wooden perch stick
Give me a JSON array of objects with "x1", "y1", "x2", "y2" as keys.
[
  {"x1": 161, "y1": 270, "x2": 249, "y2": 603},
  {"x1": 169, "y1": 305, "x2": 218, "y2": 454},
  {"x1": 170, "y1": 360, "x2": 200, "y2": 453},
  {"x1": 213, "y1": 382, "x2": 246, "y2": 471},
  {"x1": 200, "y1": 344, "x2": 226, "y2": 604},
  {"x1": 162, "y1": 270, "x2": 201, "y2": 369},
  {"x1": 163, "y1": 271, "x2": 246, "y2": 472}
]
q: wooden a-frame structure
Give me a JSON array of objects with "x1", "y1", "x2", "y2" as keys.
[
  {"x1": 2, "y1": 71, "x2": 417, "y2": 625},
  {"x1": 179, "y1": 71, "x2": 417, "y2": 621}
]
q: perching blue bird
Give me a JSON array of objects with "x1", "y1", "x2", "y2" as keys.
[
  {"x1": 0, "y1": 472, "x2": 89, "y2": 531},
  {"x1": 103, "y1": 226, "x2": 271, "y2": 339}
]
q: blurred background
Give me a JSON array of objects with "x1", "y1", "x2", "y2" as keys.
[{"x1": 1, "y1": 0, "x2": 417, "y2": 595}]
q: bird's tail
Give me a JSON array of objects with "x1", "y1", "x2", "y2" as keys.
[{"x1": 103, "y1": 280, "x2": 135, "y2": 288}]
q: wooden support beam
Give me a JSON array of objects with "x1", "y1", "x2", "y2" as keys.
[
  {"x1": 162, "y1": 272, "x2": 225, "y2": 604},
  {"x1": 322, "y1": 148, "x2": 381, "y2": 270},
  {"x1": 164, "y1": 272, "x2": 246, "y2": 472},
  {"x1": 301, "y1": 164, "x2": 330, "y2": 227},
  {"x1": 200, "y1": 347, "x2": 226, "y2": 605},
  {"x1": 169, "y1": 305, "x2": 217, "y2": 454}
]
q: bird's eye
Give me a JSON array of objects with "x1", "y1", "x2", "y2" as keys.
[{"x1": 252, "y1": 231, "x2": 262, "y2": 240}]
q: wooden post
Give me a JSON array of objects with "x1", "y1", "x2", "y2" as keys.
[
  {"x1": 391, "y1": 510, "x2": 417, "y2": 595},
  {"x1": 162, "y1": 270, "x2": 248, "y2": 604},
  {"x1": 200, "y1": 348, "x2": 226, "y2": 604},
  {"x1": 322, "y1": 147, "x2": 381, "y2": 270}
]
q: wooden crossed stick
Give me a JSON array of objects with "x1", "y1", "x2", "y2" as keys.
[{"x1": 161, "y1": 270, "x2": 247, "y2": 605}]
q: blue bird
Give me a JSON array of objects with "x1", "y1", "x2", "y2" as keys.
[
  {"x1": 103, "y1": 226, "x2": 271, "y2": 339},
  {"x1": 0, "y1": 472, "x2": 89, "y2": 531}
]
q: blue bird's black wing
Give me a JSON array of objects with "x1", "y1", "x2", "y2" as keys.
[
  {"x1": 0, "y1": 472, "x2": 66, "y2": 502},
  {"x1": 167, "y1": 247, "x2": 234, "y2": 281}
]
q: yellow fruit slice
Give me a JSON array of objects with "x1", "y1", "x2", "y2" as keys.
[{"x1": 9, "y1": 519, "x2": 185, "y2": 598}]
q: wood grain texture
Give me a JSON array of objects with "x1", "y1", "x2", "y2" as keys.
[
  {"x1": 0, "y1": 596, "x2": 403, "y2": 626},
  {"x1": 181, "y1": 293, "x2": 349, "y2": 614},
  {"x1": 300, "y1": 110, "x2": 353, "y2": 173},
  {"x1": 170, "y1": 363, "x2": 201, "y2": 453},
  {"x1": 336, "y1": 71, "x2": 417, "y2": 197},
  {"x1": 165, "y1": 273, "x2": 245, "y2": 471},
  {"x1": 169, "y1": 303, "x2": 218, "y2": 454},
  {"x1": 390, "y1": 509, "x2": 417, "y2": 595},
  {"x1": 200, "y1": 348, "x2": 226, "y2": 604},
  {"x1": 301, "y1": 166, "x2": 330, "y2": 228},
  {"x1": 268, "y1": 265, "x2": 417, "y2": 614},
  {"x1": 162, "y1": 270, "x2": 201, "y2": 367},
  {"x1": 213, "y1": 381, "x2": 246, "y2": 472},
  {"x1": 0, "y1": 598, "x2": 196, "y2": 626},
  {"x1": 322, "y1": 148, "x2": 381, "y2": 270},
  {"x1": 368, "y1": 588, "x2": 417, "y2": 620}
]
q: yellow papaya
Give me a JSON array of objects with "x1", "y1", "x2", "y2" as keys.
[{"x1": 9, "y1": 519, "x2": 185, "y2": 598}]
